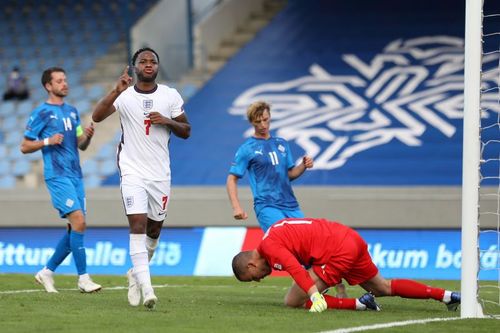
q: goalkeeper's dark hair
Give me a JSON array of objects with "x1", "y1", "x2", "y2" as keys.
[
  {"x1": 232, "y1": 251, "x2": 253, "y2": 281},
  {"x1": 132, "y1": 47, "x2": 160, "y2": 66},
  {"x1": 41, "y1": 67, "x2": 66, "y2": 89}
]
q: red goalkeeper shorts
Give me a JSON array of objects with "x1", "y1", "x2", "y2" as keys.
[{"x1": 312, "y1": 228, "x2": 378, "y2": 286}]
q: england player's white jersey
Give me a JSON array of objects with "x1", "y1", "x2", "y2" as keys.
[{"x1": 113, "y1": 84, "x2": 184, "y2": 181}]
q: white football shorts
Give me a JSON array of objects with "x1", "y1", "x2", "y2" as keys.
[{"x1": 120, "y1": 174, "x2": 171, "y2": 221}]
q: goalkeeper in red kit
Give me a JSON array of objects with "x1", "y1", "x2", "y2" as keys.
[{"x1": 232, "y1": 218, "x2": 461, "y2": 313}]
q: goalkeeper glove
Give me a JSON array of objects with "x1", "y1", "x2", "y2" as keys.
[{"x1": 309, "y1": 291, "x2": 327, "y2": 313}]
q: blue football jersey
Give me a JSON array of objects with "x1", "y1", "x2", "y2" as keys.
[
  {"x1": 24, "y1": 102, "x2": 83, "y2": 179},
  {"x1": 229, "y1": 136, "x2": 300, "y2": 212}
]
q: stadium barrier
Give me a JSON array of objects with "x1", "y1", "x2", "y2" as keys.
[
  {"x1": 0, "y1": 226, "x2": 497, "y2": 279},
  {"x1": 1, "y1": 186, "x2": 492, "y2": 228}
]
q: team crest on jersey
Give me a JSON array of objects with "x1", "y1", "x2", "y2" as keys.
[
  {"x1": 278, "y1": 144, "x2": 285, "y2": 153},
  {"x1": 143, "y1": 99, "x2": 153, "y2": 110},
  {"x1": 125, "y1": 196, "x2": 134, "y2": 208},
  {"x1": 70, "y1": 112, "x2": 77, "y2": 120},
  {"x1": 273, "y1": 263, "x2": 283, "y2": 270},
  {"x1": 65, "y1": 199, "x2": 74, "y2": 208}
]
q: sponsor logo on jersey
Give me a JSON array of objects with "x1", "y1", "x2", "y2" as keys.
[
  {"x1": 254, "y1": 149, "x2": 263, "y2": 155},
  {"x1": 273, "y1": 263, "x2": 283, "y2": 270}
]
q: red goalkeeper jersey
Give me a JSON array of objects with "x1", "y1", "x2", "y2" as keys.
[{"x1": 257, "y1": 218, "x2": 350, "y2": 293}]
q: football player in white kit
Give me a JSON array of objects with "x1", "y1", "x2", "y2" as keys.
[{"x1": 92, "y1": 48, "x2": 191, "y2": 309}]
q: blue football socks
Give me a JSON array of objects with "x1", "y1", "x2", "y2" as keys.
[
  {"x1": 46, "y1": 231, "x2": 71, "y2": 272},
  {"x1": 70, "y1": 230, "x2": 87, "y2": 275}
]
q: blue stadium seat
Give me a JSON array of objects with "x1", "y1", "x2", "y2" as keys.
[
  {"x1": 73, "y1": 99, "x2": 92, "y2": 115},
  {"x1": 30, "y1": 88, "x2": 47, "y2": 103},
  {"x1": 84, "y1": 174, "x2": 102, "y2": 188},
  {"x1": 25, "y1": 149, "x2": 42, "y2": 162},
  {"x1": 0, "y1": 160, "x2": 9, "y2": 176},
  {"x1": 11, "y1": 160, "x2": 31, "y2": 177},
  {"x1": 98, "y1": 159, "x2": 117, "y2": 177},
  {"x1": 0, "y1": 175, "x2": 16, "y2": 189},
  {"x1": 82, "y1": 159, "x2": 98, "y2": 177},
  {"x1": 87, "y1": 85, "x2": 105, "y2": 101},
  {"x1": 5, "y1": 129, "x2": 23, "y2": 143},
  {"x1": 66, "y1": 75, "x2": 81, "y2": 88},
  {"x1": 17, "y1": 100, "x2": 33, "y2": 117},
  {"x1": 28, "y1": 75, "x2": 42, "y2": 88},
  {"x1": 112, "y1": 131, "x2": 122, "y2": 144},
  {"x1": 1, "y1": 117, "x2": 19, "y2": 132},
  {"x1": 79, "y1": 58, "x2": 96, "y2": 71},
  {"x1": 9, "y1": 147, "x2": 27, "y2": 163},
  {"x1": 95, "y1": 144, "x2": 116, "y2": 161},
  {"x1": 70, "y1": 86, "x2": 87, "y2": 101},
  {"x1": 0, "y1": 102, "x2": 16, "y2": 117},
  {"x1": 25, "y1": 59, "x2": 40, "y2": 73},
  {"x1": 0, "y1": 0, "x2": 161, "y2": 186}
]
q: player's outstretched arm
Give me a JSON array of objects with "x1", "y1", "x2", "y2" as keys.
[
  {"x1": 92, "y1": 66, "x2": 131, "y2": 123},
  {"x1": 20, "y1": 134, "x2": 64, "y2": 154},
  {"x1": 226, "y1": 174, "x2": 248, "y2": 220}
]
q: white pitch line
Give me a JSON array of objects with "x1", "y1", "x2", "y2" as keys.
[
  {"x1": 0, "y1": 283, "x2": 280, "y2": 295},
  {"x1": 318, "y1": 317, "x2": 462, "y2": 333}
]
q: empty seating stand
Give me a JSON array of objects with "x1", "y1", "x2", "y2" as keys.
[{"x1": 0, "y1": 0, "x2": 159, "y2": 186}]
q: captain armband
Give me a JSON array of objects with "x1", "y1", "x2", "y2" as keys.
[{"x1": 76, "y1": 125, "x2": 83, "y2": 137}]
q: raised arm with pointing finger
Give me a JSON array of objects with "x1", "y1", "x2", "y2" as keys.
[{"x1": 92, "y1": 66, "x2": 132, "y2": 123}]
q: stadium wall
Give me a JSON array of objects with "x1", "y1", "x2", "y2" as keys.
[
  {"x1": 131, "y1": 0, "x2": 190, "y2": 80},
  {"x1": 1, "y1": 186, "x2": 496, "y2": 229}
]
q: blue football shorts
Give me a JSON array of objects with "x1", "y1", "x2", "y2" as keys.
[
  {"x1": 46, "y1": 177, "x2": 86, "y2": 218},
  {"x1": 257, "y1": 207, "x2": 305, "y2": 232}
]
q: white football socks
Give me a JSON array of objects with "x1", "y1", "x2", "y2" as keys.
[
  {"x1": 145, "y1": 236, "x2": 159, "y2": 262},
  {"x1": 129, "y1": 234, "x2": 152, "y2": 289},
  {"x1": 79, "y1": 273, "x2": 91, "y2": 282},
  {"x1": 355, "y1": 299, "x2": 366, "y2": 310},
  {"x1": 442, "y1": 290, "x2": 452, "y2": 303}
]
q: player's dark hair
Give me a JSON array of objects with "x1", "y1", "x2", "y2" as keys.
[
  {"x1": 131, "y1": 47, "x2": 160, "y2": 66},
  {"x1": 41, "y1": 67, "x2": 65, "y2": 88},
  {"x1": 232, "y1": 251, "x2": 252, "y2": 281}
]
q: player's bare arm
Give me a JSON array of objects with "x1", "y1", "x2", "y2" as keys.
[
  {"x1": 92, "y1": 66, "x2": 132, "y2": 122},
  {"x1": 20, "y1": 133, "x2": 64, "y2": 154},
  {"x1": 288, "y1": 156, "x2": 314, "y2": 180},
  {"x1": 226, "y1": 174, "x2": 249, "y2": 220},
  {"x1": 77, "y1": 122, "x2": 95, "y2": 151},
  {"x1": 149, "y1": 112, "x2": 191, "y2": 139}
]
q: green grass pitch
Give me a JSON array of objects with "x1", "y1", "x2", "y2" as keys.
[{"x1": 0, "y1": 274, "x2": 498, "y2": 333}]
